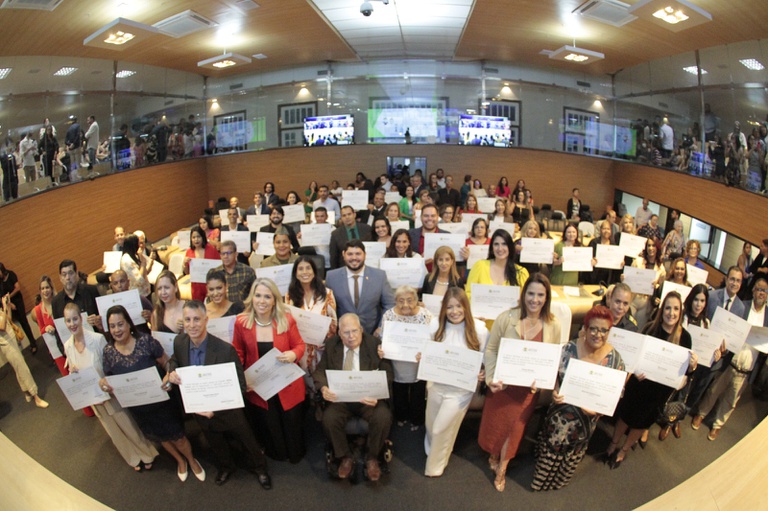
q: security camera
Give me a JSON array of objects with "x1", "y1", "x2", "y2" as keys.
[{"x1": 360, "y1": 1, "x2": 373, "y2": 16}]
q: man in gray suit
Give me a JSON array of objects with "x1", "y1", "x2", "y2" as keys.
[
  {"x1": 167, "y1": 301, "x2": 271, "y2": 488},
  {"x1": 329, "y1": 205, "x2": 372, "y2": 269},
  {"x1": 325, "y1": 239, "x2": 395, "y2": 334}
]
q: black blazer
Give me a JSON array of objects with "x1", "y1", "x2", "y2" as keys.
[
  {"x1": 420, "y1": 274, "x2": 465, "y2": 297},
  {"x1": 329, "y1": 222, "x2": 373, "y2": 269}
]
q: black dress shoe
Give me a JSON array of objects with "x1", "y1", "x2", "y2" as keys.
[
  {"x1": 215, "y1": 470, "x2": 233, "y2": 486},
  {"x1": 258, "y1": 473, "x2": 272, "y2": 490}
]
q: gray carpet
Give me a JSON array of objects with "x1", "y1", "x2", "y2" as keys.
[{"x1": 1, "y1": 343, "x2": 766, "y2": 511}]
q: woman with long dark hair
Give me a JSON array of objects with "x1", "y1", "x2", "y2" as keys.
[
  {"x1": 183, "y1": 225, "x2": 221, "y2": 302},
  {"x1": 120, "y1": 234, "x2": 150, "y2": 297}
]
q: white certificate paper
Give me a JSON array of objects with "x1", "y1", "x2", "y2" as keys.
[
  {"x1": 189, "y1": 258, "x2": 222, "y2": 284},
  {"x1": 300, "y1": 223, "x2": 333, "y2": 246},
  {"x1": 282, "y1": 204, "x2": 306, "y2": 224},
  {"x1": 423, "y1": 233, "x2": 467, "y2": 261},
  {"x1": 687, "y1": 324, "x2": 723, "y2": 367},
  {"x1": 559, "y1": 358, "x2": 626, "y2": 417},
  {"x1": 254, "y1": 232, "x2": 276, "y2": 255},
  {"x1": 255, "y1": 264, "x2": 293, "y2": 295},
  {"x1": 362, "y1": 241, "x2": 387, "y2": 267},
  {"x1": 660, "y1": 280, "x2": 692, "y2": 303},
  {"x1": 56, "y1": 366, "x2": 110, "y2": 411},
  {"x1": 421, "y1": 294, "x2": 444, "y2": 317},
  {"x1": 207, "y1": 316, "x2": 236, "y2": 344},
  {"x1": 470, "y1": 284, "x2": 519, "y2": 319},
  {"x1": 175, "y1": 230, "x2": 191, "y2": 248},
  {"x1": 378, "y1": 258, "x2": 426, "y2": 288},
  {"x1": 619, "y1": 233, "x2": 647, "y2": 258},
  {"x1": 389, "y1": 220, "x2": 410, "y2": 233},
  {"x1": 342, "y1": 190, "x2": 370, "y2": 211},
  {"x1": 96, "y1": 289, "x2": 146, "y2": 331},
  {"x1": 562, "y1": 247, "x2": 593, "y2": 272},
  {"x1": 634, "y1": 336, "x2": 690, "y2": 388},
  {"x1": 595, "y1": 244, "x2": 624, "y2": 270},
  {"x1": 175, "y1": 362, "x2": 245, "y2": 413},
  {"x1": 493, "y1": 339, "x2": 562, "y2": 390},
  {"x1": 686, "y1": 264, "x2": 709, "y2": 286},
  {"x1": 103, "y1": 251, "x2": 122, "y2": 273},
  {"x1": 326, "y1": 370, "x2": 390, "y2": 402},
  {"x1": 606, "y1": 328, "x2": 646, "y2": 374},
  {"x1": 106, "y1": 367, "x2": 170, "y2": 408},
  {"x1": 477, "y1": 197, "x2": 497, "y2": 213},
  {"x1": 623, "y1": 267, "x2": 656, "y2": 295},
  {"x1": 385, "y1": 191, "x2": 403, "y2": 204},
  {"x1": 54, "y1": 313, "x2": 92, "y2": 342},
  {"x1": 460, "y1": 213, "x2": 487, "y2": 226},
  {"x1": 42, "y1": 333, "x2": 63, "y2": 359},
  {"x1": 417, "y1": 341, "x2": 483, "y2": 392},
  {"x1": 243, "y1": 348, "x2": 305, "y2": 401},
  {"x1": 287, "y1": 305, "x2": 333, "y2": 346},
  {"x1": 710, "y1": 306, "x2": 752, "y2": 353},
  {"x1": 152, "y1": 331, "x2": 177, "y2": 357},
  {"x1": 488, "y1": 220, "x2": 516, "y2": 237},
  {"x1": 746, "y1": 326, "x2": 768, "y2": 354},
  {"x1": 466, "y1": 244, "x2": 489, "y2": 269},
  {"x1": 220, "y1": 230, "x2": 251, "y2": 253},
  {"x1": 519, "y1": 238, "x2": 555, "y2": 264},
  {"x1": 247, "y1": 214, "x2": 271, "y2": 232},
  {"x1": 438, "y1": 222, "x2": 469, "y2": 237},
  {"x1": 381, "y1": 321, "x2": 430, "y2": 362}
]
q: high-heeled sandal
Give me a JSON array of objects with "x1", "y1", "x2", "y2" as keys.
[
  {"x1": 488, "y1": 456, "x2": 499, "y2": 473},
  {"x1": 603, "y1": 440, "x2": 619, "y2": 464},
  {"x1": 493, "y1": 467, "x2": 506, "y2": 492},
  {"x1": 609, "y1": 447, "x2": 630, "y2": 469}
]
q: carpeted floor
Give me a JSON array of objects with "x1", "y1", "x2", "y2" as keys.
[{"x1": 1, "y1": 344, "x2": 766, "y2": 511}]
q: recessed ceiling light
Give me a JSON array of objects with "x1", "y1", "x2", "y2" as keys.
[
  {"x1": 548, "y1": 45, "x2": 605, "y2": 64},
  {"x1": 683, "y1": 66, "x2": 707, "y2": 75},
  {"x1": 628, "y1": 0, "x2": 712, "y2": 32},
  {"x1": 740, "y1": 59, "x2": 765, "y2": 71},
  {"x1": 54, "y1": 67, "x2": 78, "y2": 76},
  {"x1": 116, "y1": 70, "x2": 136, "y2": 78},
  {"x1": 83, "y1": 18, "x2": 160, "y2": 51},
  {"x1": 0, "y1": 68, "x2": 11, "y2": 79}
]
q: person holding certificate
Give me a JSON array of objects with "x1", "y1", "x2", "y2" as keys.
[
  {"x1": 384, "y1": 229, "x2": 423, "y2": 261},
  {"x1": 385, "y1": 202, "x2": 402, "y2": 226},
  {"x1": 423, "y1": 288, "x2": 488, "y2": 477},
  {"x1": 100, "y1": 305, "x2": 204, "y2": 482},
  {"x1": 183, "y1": 226, "x2": 220, "y2": 302},
  {"x1": 652, "y1": 258, "x2": 691, "y2": 309},
  {"x1": 421, "y1": 247, "x2": 465, "y2": 297},
  {"x1": 515, "y1": 220, "x2": 548, "y2": 277},
  {"x1": 378, "y1": 285, "x2": 433, "y2": 430},
  {"x1": 198, "y1": 214, "x2": 220, "y2": 250},
  {"x1": 630, "y1": 238, "x2": 666, "y2": 326},
  {"x1": 397, "y1": 185, "x2": 417, "y2": 226},
  {"x1": 461, "y1": 193, "x2": 481, "y2": 215},
  {"x1": 151, "y1": 271, "x2": 185, "y2": 334},
  {"x1": 62, "y1": 303, "x2": 158, "y2": 471},
  {"x1": 550, "y1": 224, "x2": 580, "y2": 286},
  {"x1": 588, "y1": 220, "x2": 622, "y2": 286},
  {"x1": 205, "y1": 271, "x2": 244, "y2": 319},
  {"x1": 259, "y1": 228, "x2": 298, "y2": 268},
  {"x1": 531, "y1": 305, "x2": 624, "y2": 491},
  {"x1": 33, "y1": 275, "x2": 68, "y2": 376},
  {"x1": 232, "y1": 278, "x2": 306, "y2": 463},
  {"x1": 608, "y1": 292, "x2": 697, "y2": 469},
  {"x1": 479, "y1": 273, "x2": 561, "y2": 491},
  {"x1": 509, "y1": 190, "x2": 532, "y2": 228},
  {"x1": 285, "y1": 256, "x2": 337, "y2": 379},
  {"x1": 120, "y1": 234, "x2": 151, "y2": 298},
  {"x1": 489, "y1": 198, "x2": 510, "y2": 224},
  {"x1": 372, "y1": 218, "x2": 393, "y2": 247}
]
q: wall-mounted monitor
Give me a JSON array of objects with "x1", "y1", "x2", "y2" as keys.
[
  {"x1": 458, "y1": 115, "x2": 511, "y2": 147},
  {"x1": 303, "y1": 114, "x2": 354, "y2": 146}
]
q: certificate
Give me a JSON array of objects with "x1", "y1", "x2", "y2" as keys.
[
  {"x1": 56, "y1": 366, "x2": 110, "y2": 411},
  {"x1": 488, "y1": 220, "x2": 516, "y2": 237},
  {"x1": 247, "y1": 214, "x2": 271, "y2": 232},
  {"x1": 42, "y1": 333, "x2": 63, "y2": 359},
  {"x1": 660, "y1": 280, "x2": 692, "y2": 303},
  {"x1": 300, "y1": 223, "x2": 332, "y2": 246},
  {"x1": 326, "y1": 370, "x2": 390, "y2": 402},
  {"x1": 342, "y1": 190, "x2": 369, "y2": 211},
  {"x1": 253, "y1": 232, "x2": 275, "y2": 255},
  {"x1": 686, "y1": 264, "x2": 709, "y2": 286},
  {"x1": 152, "y1": 331, "x2": 177, "y2": 357},
  {"x1": 243, "y1": 348, "x2": 305, "y2": 401},
  {"x1": 519, "y1": 238, "x2": 554, "y2": 264},
  {"x1": 493, "y1": 339, "x2": 562, "y2": 390},
  {"x1": 385, "y1": 191, "x2": 403, "y2": 204},
  {"x1": 687, "y1": 324, "x2": 723, "y2": 367},
  {"x1": 595, "y1": 244, "x2": 624, "y2": 270},
  {"x1": 470, "y1": 284, "x2": 519, "y2": 319},
  {"x1": 378, "y1": 258, "x2": 426, "y2": 288},
  {"x1": 438, "y1": 222, "x2": 469, "y2": 237},
  {"x1": 220, "y1": 230, "x2": 251, "y2": 253},
  {"x1": 103, "y1": 251, "x2": 122, "y2": 273},
  {"x1": 623, "y1": 267, "x2": 656, "y2": 295},
  {"x1": 381, "y1": 321, "x2": 430, "y2": 362},
  {"x1": 175, "y1": 362, "x2": 245, "y2": 413},
  {"x1": 106, "y1": 367, "x2": 170, "y2": 408},
  {"x1": 421, "y1": 293, "x2": 444, "y2": 317},
  {"x1": 219, "y1": 209, "x2": 237, "y2": 224},
  {"x1": 460, "y1": 213, "x2": 487, "y2": 227},
  {"x1": 311, "y1": 210, "x2": 335, "y2": 225},
  {"x1": 389, "y1": 220, "x2": 409, "y2": 233},
  {"x1": 189, "y1": 258, "x2": 222, "y2": 284},
  {"x1": 282, "y1": 204, "x2": 306, "y2": 224},
  {"x1": 619, "y1": 233, "x2": 647, "y2": 258},
  {"x1": 287, "y1": 305, "x2": 333, "y2": 346},
  {"x1": 561, "y1": 247, "x2": 593, "y2": 272},
  {"x1": 477, "y1": 197, "x2": 497, "y2": 213},
  {"x1": 606, "y1": 328, "x2": 646, "y2": 373},
  {"x1": 362, "y1": 241, "x2": 387, "y2": 267},
  {"x1": 176, "y1": 230, "x2": 191, "y2": 248},
  {"x1": 54, "y1": 313, "x2": 92, "y2": 342},
  {"x1": 96, "y1": 289, "x2": 146, "y2": 330},
  {"x1": 634, "y1": 336, "x2": 690, "y2": 388},
  {"x1": 559, "y1": 358, "x2": 626, "y2": 417},
  {"x1": 255, "y1": 264, "x2": 293, "y2": 294},
  {"x1": 423, "y1": 233, "x2": 466, "y2": 261},
  {"x1": 746, "y1": 326, "x2": 768, "y2": 354},
  {"x1": 710, "y1": 306, "x2": 751, "y2": 353},
  {"x1": 414, "y1": 208, "x2": 422, "y2": 228},
  {"x1": 466, "y1": 244, "x2": 489, "y2": 269},
  {"x1": 207, "y1": 316, "x2": 236, "y2": 344},
  {"x1": 417, "y1": 341, "x2": 483, "y2": 392},
  {"x1": 147, "y1": 261, "x2": 165, "y2": 285}
]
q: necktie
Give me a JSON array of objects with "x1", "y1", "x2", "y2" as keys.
[
  {"x1": 343, "y1": 348, "x2": 354, "y2": 371},
  {"x1": 353, "y1": 275, "x2": 360, "y2": 308},
  {"x1": 725, "y1": 298, "x2": 731, "y2": 311},
  {"x1": 350, "y1": 227, "x2": 358, "y2": 240}
]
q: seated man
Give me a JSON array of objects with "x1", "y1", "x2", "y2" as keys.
[
  {"x1": 313, "y1": 313, "x2": 393, "y2": 482},
  {"x1": 167, "y1": 301, "x2": 271, "y2": 488}
]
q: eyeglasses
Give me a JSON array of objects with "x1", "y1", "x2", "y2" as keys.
[
  {"x1": 340, "y1": 329, "x2": 361, "y2": 337},
  {"x1": 588, "y1": 326, "x2": 610, "y2": 336},
  {"x1": 221, "y1": 251, "x2": 235, "y2": 256},
  {"x1": 754, "y1": 288, "x2": 768, "y2": 294}
]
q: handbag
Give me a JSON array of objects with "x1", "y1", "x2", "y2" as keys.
[{"x1": 10, "y1": 321, "x2": 24, "y2": 342}]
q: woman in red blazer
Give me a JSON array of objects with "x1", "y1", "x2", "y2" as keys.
[
  {"x1": 183, "y1": 226, "x2": 220, "y2": 302},
  {"x1": 233, "y1": 278, "x2": 306, "y2": 463}
]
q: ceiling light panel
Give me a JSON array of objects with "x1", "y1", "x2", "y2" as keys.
[
  {"x1": 198, "y1": 52, "x2": 252, "y2": 70},
  {"x1": 0, "y1": 68, "x2": 11, "y2": 79},
  {"x1": 682, "y1": 65, "x2": 707, "y2": 74},
  {"x1": 628, "y1": 0, "x2": 712, "y2": 32},
  {"x1": 116, "y1": 70, "x2": 136, "y2": 78},
  {"x1": 54, "y1": 67, "x2": 78, "y2": 76},
  {"x1": 548, "y1": 45, "x2": 605, "y2": 64},
  {"x1": 740, "y1": 59, "x2": 765, "y2": 71},
  {"x1": 83, "y1": 18, "x2": 160, "y2": 51}
]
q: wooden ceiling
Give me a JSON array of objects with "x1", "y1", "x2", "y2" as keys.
[{"x1": 0, "y1": 0, "x2": 763, "y2": 79}]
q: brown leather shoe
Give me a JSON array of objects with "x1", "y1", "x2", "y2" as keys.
[
  {"x1": 691, "y1": 415, "x2": 703, "y2": 430},
  {"x1": 707, "y1": 428, "x2": 721, "y2": 441},
  {"x1": 366, "y1": 459, "x2": 381, "y2": 482},
  {"x1": 672, "y1": 422, "x2": 682, "y2": 439},
  {"x1": 337, "y1": 457, "x2": 353, "y2": 479},
  {"x1": 659, "y1": 425, "x2": 671, "y2": 441}
]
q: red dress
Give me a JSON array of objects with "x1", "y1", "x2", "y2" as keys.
[
  {"x1": 33, "y1": 303, "x2": 68, "y2": 376},
  {"x1": 185, "y1": 244, "x2": 220, "y2": 301}
]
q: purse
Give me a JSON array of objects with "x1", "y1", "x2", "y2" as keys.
[{"x1": 10, "y1": 321, "x2": 24, "y2": 342}]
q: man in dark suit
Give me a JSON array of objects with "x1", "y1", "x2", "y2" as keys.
[
  {"x1": 358, "y1": 188, "x2": 387, "y2": 226},
  {"x1": 437, "y1": 175, "x2": 461, "y2": 208},
  {"x1": 254, "y1": 205, "x2": 300, "y2": 252},
  {"x1": 407, "y1": 203, "x2": 447, "y2": 267},
  {"x1": 329, "y1": 205, "x2": 372, "y2": 269},
  {"x1": 325, "y1": 239, "x2": 395, "y2": 334},
  {"x1": 313, "y1": 313, "x2": 394, "y2": 481},
  {"x1": 244, "y1": 192, "x2": 270, "y2": 220},
  {"x1": 167, "y1": 301, "x2": 271, "y2": 488}
]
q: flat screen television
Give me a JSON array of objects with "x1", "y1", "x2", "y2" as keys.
[
  {"x1": 303, "y1": 114, "x2": 354, "y2": 146},
  {"x1": 458, "y1": 115, "x2": 511, "y2": 147}
]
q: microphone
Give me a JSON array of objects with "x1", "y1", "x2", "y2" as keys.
[{"x1": 592, "y1": 280, "x2": 607, "y2": 297}]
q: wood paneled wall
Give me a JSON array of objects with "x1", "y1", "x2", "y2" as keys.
[{"x1": 0, "y1": 159, "x2": 207, "y2": 308}]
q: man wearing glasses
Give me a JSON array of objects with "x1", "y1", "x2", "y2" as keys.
[{"x1": 214, "y1": 239, "x2": 255, "y2": 302}]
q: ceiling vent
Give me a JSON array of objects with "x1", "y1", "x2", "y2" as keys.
[
  {"x1": 153, "y1": 10, "x2": 217, "y2": 38},
  {"x1": 574, "y1": 0, "x2": 637, "y2": 27},
  {"x1": 232, "y1": 0, "x2": 260, "y2": 11},
  {"x1": 0, "y1": 0, "x2": 62, "y2": 11}
]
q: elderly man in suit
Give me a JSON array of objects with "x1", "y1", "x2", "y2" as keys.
[
  {"x1": 329, "y1": 205, "x2": 372, "y2": 269},
  {"x1": 166, "y1": 300, "x2": 271, "y2": 488},
  {"x1": 325, "y1": 239, "x2": 395, "y2": 334},
  {"x1": 313, "y1": 313, "x2": 394, "y2": 481}
]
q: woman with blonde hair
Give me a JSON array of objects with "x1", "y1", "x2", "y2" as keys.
[{"x1": 421, "y1": 246, "x2": 464, "y2": 297}]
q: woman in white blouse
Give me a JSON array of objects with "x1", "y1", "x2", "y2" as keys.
[{"x1": 120, "y1": 234, "x2": 150, "y2": 297}]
